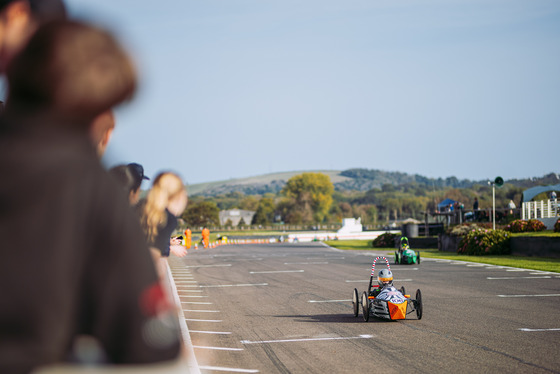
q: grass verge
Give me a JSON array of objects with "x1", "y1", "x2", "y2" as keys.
[{"x1": 324, "y1": 240, "x2": 560, "y2": 273}]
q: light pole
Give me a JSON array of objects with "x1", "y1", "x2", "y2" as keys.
[{"x1": 488, "y1": 176, "x2": 504, "y2": 230}]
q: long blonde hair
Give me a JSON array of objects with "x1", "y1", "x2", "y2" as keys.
[{"x1": 141, "y1": 172, "x2": 184, "y2": 243}]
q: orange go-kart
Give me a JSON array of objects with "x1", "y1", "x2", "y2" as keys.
[{"x1": 352, "y1": 256, "x2": 422, "y2": 321}]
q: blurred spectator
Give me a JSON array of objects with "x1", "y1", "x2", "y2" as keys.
[
  {"x1": 0, "y1": 20, "x2": 180, "y2": 373},
  {"x1": 0, "y1": 0, "x2": 66, "y2": 72},
  {"x1": 109, "y1": 163, "x2": 149, "y2": 206},
  {"x1": 5, "y1": 20, "x2": 135, "y2": 125},
  {"x1": 183, "y1": 227, "x2": 192, "y2": 249},
  {"x1": 140, "y1": 172, "x2": 188, "y2": 273},
  {"x1": 507, "y1": 200, "x2": 516, "y2": 215},
  {"x1": 202, "y1": 226, "x2": 210, "y2": 249},
  {"x1": 473, "y1": 197, "x2": 479, "y2": 220}
]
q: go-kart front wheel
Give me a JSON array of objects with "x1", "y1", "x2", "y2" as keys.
[
  {"x1": 415, "y1": 289, "x2": 423, "y2": 320},
  {"x1": 352, "y1": 288, "x2": 359, "y2": 317},
  {"x1": 361, "y1": 291, "x2": 370, "y2": 322},
  {"x1": 399, "y1": 286, "x2": 406, "y2": 295},
  {"x1": 416, "y1": 252, "x2": 421, "y2": 264}
]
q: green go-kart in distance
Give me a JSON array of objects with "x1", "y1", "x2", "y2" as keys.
[{"x1": 394, "y1": 237, "x2": 420, "y2": 265}]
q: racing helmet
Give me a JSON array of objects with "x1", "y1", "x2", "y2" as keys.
[
  {"x1": 378, "y1": 269, "x2": 393, "y2": 288},
  {"x1": 400, "y1": 236, "x2": 409, "y2": 250}
]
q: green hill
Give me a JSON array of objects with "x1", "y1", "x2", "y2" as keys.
[
  {"x1": 186, "y1": 169, "x2": 560, "y2": 197},
  {"x1": 187, "y1": 170, "x2": 351, "y2": 196}
]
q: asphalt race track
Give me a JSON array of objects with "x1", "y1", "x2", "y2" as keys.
[{"x1": 168, "y1": 242, "x2": 560, "y2": 374}]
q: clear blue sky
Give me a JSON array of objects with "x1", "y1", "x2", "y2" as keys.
[{"x1": 65, "y1": 0, "x2": 559, "y2": 185}]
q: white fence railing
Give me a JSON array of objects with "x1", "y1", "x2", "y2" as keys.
[{"x1": 522, "y1": 199, "x2": 559, "y2": 220}]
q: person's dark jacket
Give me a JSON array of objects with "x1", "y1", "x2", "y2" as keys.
[
  {"x1": 150, "y1": 209, "x2": 178, "y2": 257},
  {"x1": 0, "y1": 118, "x2": 180, "y2": 373}
]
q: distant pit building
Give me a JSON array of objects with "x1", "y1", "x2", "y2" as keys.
[{"x1": 219, "y1": 209, "x2": 256, "y2": 226}]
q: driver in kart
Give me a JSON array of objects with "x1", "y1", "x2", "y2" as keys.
[
  {"x1": 369, "y1": 269, "x2": 393, "y2": 297},
  {"x1": 400, "y1": 236, "x2": 409, "y2": 251}
]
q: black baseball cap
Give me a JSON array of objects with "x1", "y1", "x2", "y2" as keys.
[
  {"x1": 128, "y1": 163, "x2": 150, "y2": 181},
  {"x1": 0, "y1": 0, "x2": 67, "y2": 22}
]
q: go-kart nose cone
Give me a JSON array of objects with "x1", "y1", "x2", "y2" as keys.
[{"x1": 388, "y1": 301, "x2": 407, "y2": 320}]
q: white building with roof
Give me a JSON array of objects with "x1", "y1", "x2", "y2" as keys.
[{"x1": 219, "y1": 209, "x2": 256, "y2": 226}]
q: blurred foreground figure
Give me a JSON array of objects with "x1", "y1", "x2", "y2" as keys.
[
  {"x1": 0, "y1": 21, "x2": 180, "y2": 374},
  {"x1": 0, "y1": 0, "x2": 66, "y2": 72}
]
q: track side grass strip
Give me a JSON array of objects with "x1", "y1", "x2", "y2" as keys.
[{"x1": 324, "y1": 240, "x2": 560, "y2": 273}]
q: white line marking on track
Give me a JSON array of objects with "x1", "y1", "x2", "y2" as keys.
[
  {"x1": 488, "y1": 276, "x2": 551, "y2": 280},
  {"x1": 184, "y1": 264, "x2": 233, "y2": 268},
  {"x1": 181, "y1": 301, "x2": 212, "y2": 304},
  {"x1": 198, "y1": 365, "x2": 259, "y2": 373},
  {"x1": 200, "y1": 283, "x2": 268, "y2": 288},
  {"x1": 466, "y1": 264, "x2": 485, "y2": 267},
  {"x1": 519, "y1": 328, "x2": 560, "y2": 332},
  {"x1": 182, "y1": 295, "x2": 209, "y2": 298},
  {"x1": 498, "y1": 294, "x2": 560, "y2": 298},
  {"x1": 183, "y1": 309, "x2": 220, "y2": 313},
  {"x1": 308, "y1": 299, "x2": 351, "y2": 303},
  {"x1": 249, "y1": 270, "x2": 304, "y2": 274},
  {"x1": 193, "y1": 346, "x2": 243, "y2": 351},
  {"x1": 207, "y1": 254, "x2": 238, "y2": 257},
  {"x1": 175, "y1": 281, "x2": 198, "y2": 283},
  {"x1": 284, "y1": 262, "x2": 329, "y2": 265},
  {"x1": 184, "y1": 318, "x2": 222, "y2": 323},
  {"x1": 176, "y1": 285, "x2": 199, "y2": 288},
  {"x1": 181, "y1": 290, "x2": 204, "y2": 292},
  {"x1": 506, "y1": 269, "x2": 529, "y2": 272},
  {"x1": 345, "y1": 279, "x2": 413, "y2": 283},
  {"x1": 189, "y1": 330, "x2": 231, "y2": 335},
  {"x1": 241, "y1": 334, "x2": 374, "y2": 344}
]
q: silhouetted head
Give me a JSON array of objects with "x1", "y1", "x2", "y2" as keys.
[{"x1": 6, "y1": 19, "x2": 136, "y2": 126}]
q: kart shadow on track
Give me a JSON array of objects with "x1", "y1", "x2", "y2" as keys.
[{"x1": 273, "y1": 314, "x2": 388, "y2": 324}]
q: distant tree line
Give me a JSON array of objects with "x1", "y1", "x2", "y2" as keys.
[{"x1": 181, "y1": 171, "x2": 558, "y2": 228}]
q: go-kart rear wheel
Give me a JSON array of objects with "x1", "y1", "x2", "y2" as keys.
[
  {"x1": 352, "y1": 288, "x2": 359, "y2": 317},
  {"x1": 361, "y1": 291, "x2": 370, "y2": 322},
  {"x1": 399, "y1": 286, "x2": 406, "y2": 295},
  {"x1": 415, "y1": 289, "x2": 423, "y2": 320},
  {"x1": 417, "y1": 252, "x2": 421, "y2": 264}
]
